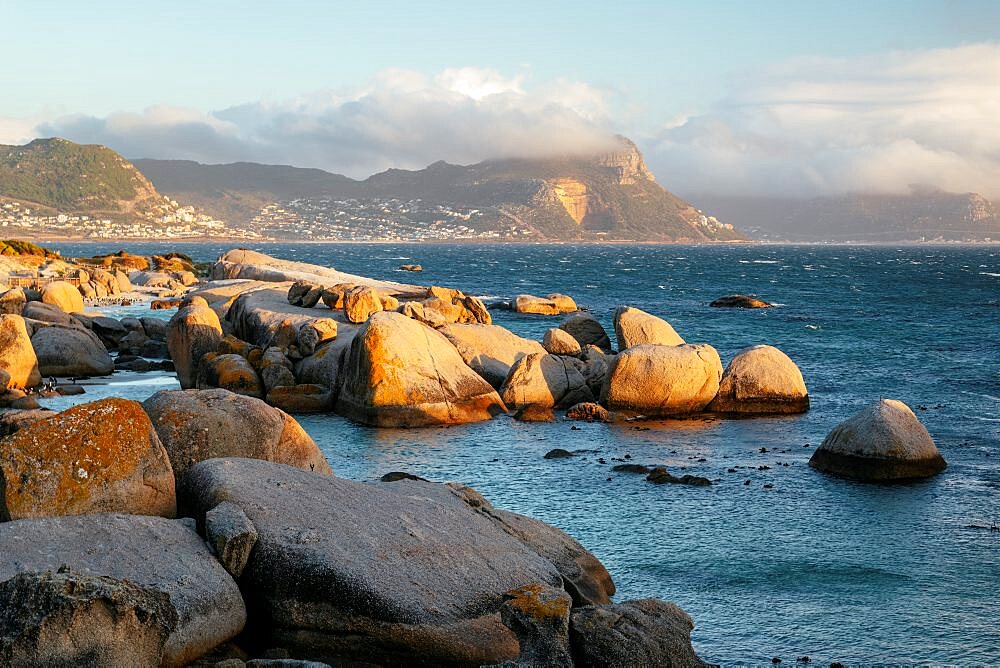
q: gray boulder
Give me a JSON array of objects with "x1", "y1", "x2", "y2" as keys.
[
  {"x1": 30, "y1": 325, "x2": 114, "y2": 377},
  {"x1": 559, "y1": 312, "x2": 612, "y2": 351}
]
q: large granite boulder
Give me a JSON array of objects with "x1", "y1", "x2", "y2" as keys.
[
  {"x1": 30, "y1": 325, "x2": 114, "y2": 377},
  {"x1": 614, "y1": 307, "x2": 685, "y2": 349},
  {"x1": 0, "y1": 287, "x2": 26, "y2": 315},
  {"x1": 22, "y1": 300, "x2": 77, "y2": 325},
  {"x1": 438, "y1": 322, "x2": 547, "y2": 389},
  {"x1": 343, "y1": 285, "x2": 384, "y2": 323},
  {"x1": 601, "y1": 344, "x2": 723, "y2": 416},
  {"x1": 569, "y1": 599, "x2": 708, "y2": 667},
  {"x1": 707, "y1": 344, "x2": 809, "y2": 414},
  {"x1": 196, "y1": 352, "x2": 265, "y2": 398},
  {"x1": 0, "y1": 315, "x2": 41, "y2": 389},
  {"x1": 167, "y1": 302, "x2": 224, "y2": 388},
  {"x1": 266, "y1": 383, "x2": 333, "y2": 414},
  {"x1": 514, "y1": 293, "x2": 577, "y2": 315},
  {"x1": 499, "y1": 353, "x2": 594, "y2": 410},
  {"x1": 0, "y1": 513, "x2": 246, "y2": 666},
  {"x1": 40, "y1": 280, "x2": 84, "y2": 313},
  {"x1": 294, "y1": 331, "x2": 357, "y2": 391},
  {"x1": 542, "y1": 327, "x2": 582, "y2": 356},
  {"x1": 336, "y1": 311, "x2": 505, "y2": 427},
  {"x1": 178, "y1": 458, "x2": 605, "y2": 666},
  {"x1": 559, "y1": 312, "x2": 612, "y2": 351},
  {"x1": 809, "y1": 399, "x2": 947, "y2": 481},
  {"x1": 143, "y1": 388, "x2": 332, "y2": 477},
  {"x1": 0, "y1": 398, "x2": 176, "y2": 520}
]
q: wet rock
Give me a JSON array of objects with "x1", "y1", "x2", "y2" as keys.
[
  {"x1": 612, "y1": 463, "x2": 652, "y2": 474},
  {"x1": 0, "y1": 398, "x2": 176, "y2": 520},
  {"x1": 500, "y1": 353, "x2": 594, "y2": 411},
  {"x1": 30, "y1": 324, "x2": 114, "y2": 377},
  {"x1": 167, "y1": 302, "x2": 224, "y2": 389},
  {"x1": 559, "y1": 312, "x2": 612, "y2": 351},
  {"x1": 143, "y1": 388, "x2": 332, "y2": 477},
  {"x1": 602, "y1": 344, "x2": 722, "y2": 416},
  {"x1": 515, "y1": 293, "x2": 578, "y2": 315},
  {"x1": 566, "y1": 402, "x2": 611, "y2": 422},
  {"x1": 544, "y1": 448, "x2": 575, "y2": 459},
  {"x1": 809, "y1": 399, "x2": 947, "y2": 481},
  {"x1": 0, "y1": 315, "x2": 41, "y2": 389},
  {"x1": 266, "y1": 383, "x2": 333, "y2": 414},
  {"x1": 399, "y1": 264, "x2": 422, "y2": 272},
  {"x1": 40, "y1": 280, "x2": 84, "y2": 313},
  {"x1": 0, "y1": 513, "x2": 247, "y2": 667},
  {"x1": 708, "y1": 345, "x2": 809, "y2": 414},
  {"x1": 439, "y1": 322, "x2": 547, "y2": 388},
  {"x1": 645, "y1": 466, "x2": 712, "y2": 486},
  {"x1": 543, "y1": 327, "x2": 583, "y2": 356},
  {"x1": 614, "y1": 306, "x2": 684, "y2": 349},
  {"x1": 336, "y1": 311, "x2": 505, "y2": 427},
  {"x1": 710, "y1": 294, "x2": 773, "y2": 308}
]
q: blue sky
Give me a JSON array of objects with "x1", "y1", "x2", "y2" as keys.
[{"x1": 2, "y1": 1, "x2": 999, "y2": 196}]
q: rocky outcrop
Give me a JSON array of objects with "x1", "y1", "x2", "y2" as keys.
[
  {"x1": 143, "y1": 388, "x2": 332, "y2": 477},
  {"x1": 559, "y1": 312, "x2": 612, "y2": 351},
  {"x1": 515, "y1": 293, "x2": 578, "y2": 316},
  {"x1": 602, "y1": 344, "x2": 722, "y2": 416},
  {"x1": 0, "y1": 315, "x2": 41, "y2": 389},
  {"x1": 614, "y1": 306, "x2": 684, "y2": 349},
  {"x1": 710, "y1": 294, "x2": 772, "y2": 308},
  {"x1": 438, "y1": 322, "x2": 547, "y2": 388},
  {"x1": 30, "y1": 324, "x2": 114, "y2": 377},
  {"x1": 499, "y1": 353, "x2": 594, "y2": 410},
  {"x1": 40, "y1": 280, "x2": 84, "y2": 313},
  {"x1": 167, "y1": 302, "x2": 224, "y2": 388},
  {"x1": 336, "y1": 311, "x2": 505, "y2": 427},
  {"x1": 569, "y1": 599, "x2": 708, "y2": 667},
  {"x1": 708, "y1": 345, "x2": 809, "y2": 414},
  {"x1": 0, "y1": 513, "x2": 246, "y2": 667},
  {"x1": 294, "y1": 331, "x2": 357, "y2": 391},
  {"x1": 0, "y1": 398, "x2": 176, "y2": 520},
  {"x1": 543, "y1": 327, "x2": 582, "y2": 356},
  {"x1": 809, "y1": 399, "x2": 947, "y2": 481}
]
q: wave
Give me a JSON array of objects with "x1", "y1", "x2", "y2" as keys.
[{"x1": 979, "y1": 272, "x2": 1000, "y2": 277}]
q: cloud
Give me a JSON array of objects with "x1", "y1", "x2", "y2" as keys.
[
  {"x1": 643, "y1": 43, "x2": 1000, "y2": 198},
  {"x1": 35, "y1": 68, "x2": 620, "y2": 177}
]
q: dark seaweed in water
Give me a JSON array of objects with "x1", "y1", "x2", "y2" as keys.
[{"x1": 45, "y1": 241, "x2": 1000, "y2": 666}]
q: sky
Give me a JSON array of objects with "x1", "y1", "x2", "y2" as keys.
[{"x1": 2, "y1": 0, "x2": 999, "y2": 198}]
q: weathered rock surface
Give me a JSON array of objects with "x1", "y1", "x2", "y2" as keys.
[
  {"x1": 565, "y1": 402, "x2": 611, "y2": 422},
  {"x1": 515, "y1": 293, "x2": 578, "y2": 315},
  {"x1": 294, "y1": 331, "x2": 357, "y2": 391},
  {"x1": 266, "y1": 383, "x2": 333, "y2": 414},
  {"x1": 809, "y1": 399, "x2": 947, "y2": 481},
  {"x1": 543, "y1": 327, "x2": 583, "y2": 356},
  {"x1": 197, "y1": 353, "x2": 264, "y2": 398},
  {"x1": 708, "y1": 344, "x2": 809, "y2": 414},
  {"x1": 614, "y1": 306, "x2": 685, "y2": 349},
  {"x1": 40, "y1": 280, "x2": 84, "y2": 313},
  {"x1": 22, "y1": 300, "x2": 77, "y2": 325},
  {"x1": 30, "y1": 325, "x2": 114, "y2": 377},
  {"x1": 0, "y1": 315, "x2": 41, "y2": 389},
  {"x1": 501, "y1": 584, "x2": 573, "y2": 667},
  {"x1": 0, "y1": 513, "x2": 247, "y2": 666},
  {"x1": 710, "y1": 294, "x2": 772, "y2": 308},
  {"x1": 343, "y1": 285, "x2": 383, "y2": 323},
  {"x1": 140, "y1": 316, "x2": 168, "y2": 341},
  {"x1": 178, "y1": 458, "x2": 574, "y2": 666},
  {"x1": 336, "y1": 311, "x2": 505, "y2": 427},
  {"x1": 0, "y1": 408, "x2": 56, "y2": 436},
  {"x1": 438, "y1": 322, "x2": 547, "y2": 388},
  {"x1": 143, "y1": 388, "x2": 332, "y2": 477},
  {"x1": 500, "y1": 353, "x2": 594, "y2": 410},
  {"x1": 168, "y1": 302, "x2": 224, "y2": 388},
  {"x1": 602, "y1": 344, "x2": 722, "y2": 416},
  {"x1": 296, "y1": 318, "x2": 338, "y2": 356},
  {"x1": 0, "y1": 287, "x2": 26, "y2": 315},
  {"x1": 0, "y1": 398, "x2": 176, "y2": 520},
  {"x1": 205, "y1": 501, "x2": 258, "y2": 578},
  {"x1": 559, "y1": 312, "x2": 612, "y2": 351},
  {"x1": 569, "y1": 599, "x2": 708, "y2": 667}
]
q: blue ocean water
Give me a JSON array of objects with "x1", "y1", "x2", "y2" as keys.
[{"x1": 46, "y1": 242, "x2": 1000, "y2": 665}]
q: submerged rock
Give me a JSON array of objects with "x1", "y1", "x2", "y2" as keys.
[
  {"x1": 809, "y1": 399, "x2": 946, "y2": 481},
  {"x1": 614, "y1": 306, "x2": 684, "y2": 349},
  {"x1": 646, "y1": 466, "x2": 712, "y2": 486},
  {"x1": 336, "y1": 311, "x2": 505, "y2": 427},
  {"x1": 602, "y1": 344, "x2": 723, "y2": 416},
  {"x1": 708, "y1": 344, "x2": 809, "y2": 415},
  {"x1": 710, "y1": 294, "x2": 773, "y2": 308}
]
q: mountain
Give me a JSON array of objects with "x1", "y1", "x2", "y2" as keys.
[
  {"x1": 0, "y1": 138, "x2": 165, "y2": 220},
  {"x1": 690, "y1": 188, "x2": 1000, "y2": 242},
  {"x1": 136, "y1": 138, "x2": 745, "y2": 242}
]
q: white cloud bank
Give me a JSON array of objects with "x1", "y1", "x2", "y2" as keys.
[{"x1": 5, "y1": 44, "x2": 1000, "y2": 198}]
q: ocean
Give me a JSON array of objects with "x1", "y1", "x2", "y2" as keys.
[{"x1": 42, "y1": 241, "x2": 1000, "y2": 665}]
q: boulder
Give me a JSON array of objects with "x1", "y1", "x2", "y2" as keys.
[
  {"x1": 143, "y1": 388, "x2": 332, "y2": 476},
  {"x1": 118, "y1": 329, "x2": 149, "y2": 355},
  {"x1": 809, "y1": 399, "x2": 947, "y2": 481},
  {"x1": 569, "y1": 599, "x2": 708, "y2": 667},
  {"x1": 197, "y1": 352, "x2": 264, "y2": 398},
  {"x1": 0, "y1": 398, "x2": 176, "y2": 520},
  {"x1": 0, "y1": 513, "x2": 247, "y2": 667},
  {"x1": 438, "y1": 322, "x2": 547, "y2": 388},
  {"x1": 80, "y1": 314, "x2": 129, "y2": 349},
  {"x1": 266, "y1": 384, "x2": 333, "y2": 414},
  {"x1": 319, "y1": 282, "x2": 358, "y2": 309},
  {"x1": 140, "y1": 316, "x2": 168, "y2": 340},
  {"x1": 499, "y1": 353, "x2": 594, "y2": 410},
  {"x1": 130, "y1": 271, "x2": 174, "y2": 288},
  {"x1": 707, "y1": 345, "x2": 809, "y2": 414},
  {"x1": 30, "y1": 325, "x2": 114, "y2": 377},
  {"x1": 602, "y1": 344, "x2": 723, "y2": 416},
  {"x1": 543, "y1": 327, "x2": 582, "y2": 356},
  {"x1": 501, "y1": 584, "x2": 573, "y2": 667},
  {"x1": 343, "y1": 285, "x2": 383, "y2": 323},
  {"x1": 114, "y1": 269, "x2": 133, "y2": 292},
  {"x1": 614, "y1": 306, "x2": 684, "y2": 349},
  {"x1": 22, "y1": 300, "x2": 77, "y2": 325},
  {"x1": 336, "y1": 311, "x2": 505, "y2": 427},
  {"x1": 296, "y1": 317, "x2": 338, "y2": 355},
  {"x1": 565, "y1": 402, "x2": 611, "y2": 422},
  {"x1": 261, "y1": 362, "x2": 296, "y2": 392},
  {"x1": 514, "y1": 293, "x2": 578, "y2": 315},
  {"x1": 579, "y1": 345, "x2": 613, "y2": 396},
  {"x1": 0, "y1": 287, "x2": 26, "y2": 315},
  {"x1": 0, "y1": 315, "x2": 41, "y2": 388},
  {"x1": 167, "y1": 302, "x2": 224, "y2": 389},
  {"x1": 287, "y1": 281, "x2": 322, "y2": 307},
  {"x1": 177, "y1": 458, "x2": 574, "y2": 666},
  {"x1": 294, "y1": 331, "x2": 357, "y2": 390},
  {"x1": 40, "y1": 280, "x2": 84, "y2": 313},
  {"x1": 559, "y1": 312, "x2": 612, "y2": 351},
  {"x1": 710, "y1": 294, "x2": 772, "y2": 308}
]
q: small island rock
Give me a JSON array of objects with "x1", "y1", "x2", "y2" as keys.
[{"x1": 708, "y1": 344, "x2": 809, "y2": 414}]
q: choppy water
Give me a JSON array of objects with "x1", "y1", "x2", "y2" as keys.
[{"x1": 46, "y1": 242, "x2": 1000, "y2": 665}]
